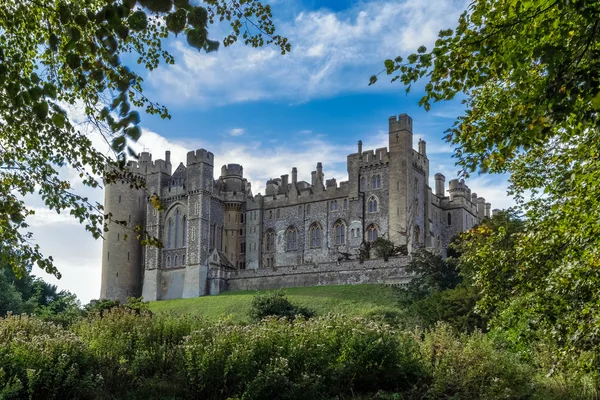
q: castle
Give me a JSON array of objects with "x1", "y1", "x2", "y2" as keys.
[{"x1": 100, "y1": 114, "x2": 492, "y2": 302}]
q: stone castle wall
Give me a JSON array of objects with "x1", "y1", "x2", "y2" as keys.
[{"x1": 225, "y1": 256, "x2": 411, "y2": 292}]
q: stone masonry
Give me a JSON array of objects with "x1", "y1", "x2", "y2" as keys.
[{"x1": 100, "y1": 113, "x2": 492, "y2": 302}]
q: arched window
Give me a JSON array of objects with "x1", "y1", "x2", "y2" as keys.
[
  {"x1": 166, "y1": 256, "x2": 171, "y2": 267},
  {"x1": 306, "y1": 204, "x2": 311, "y2": 216},
  {"x1": 167, "y1": 218, "x2": 173, "y2": 248},
  {"x1": 334, "y1": 220, "x2": 346, "y2": 245},
  {"x1": 310, "y1": 223, "x2": 322, "y2": 248},
  {"x1": 366, "y1": 225, "x2": 378, "y2": 242},
  {"x1": 330, "y1": 200, "x2": 338, "y2": 211},
  {"x1": 265, "y1": 230, "x2": 275, "y2": 252},
  {"x1": 447, "y1": 212, "x2": 452, "y2": 226},
  {"x1": 182, "y1": 216, "x2": 187, "y2": 246},
  {"x1": 175, "y1": 209, "x2": 180, "y2": 247},
  {"x1": 351, "y1": 228, "x2": 355, "y2": 238},
  {"x1": 298, "y1": 206, "x2": 302, "y2": 217},
  {"x1": 286, "y1": 227, "x2": 298, "y2": 251},
  {"x1": 174, "y1": 255, "x2": 179, "y2": 266},
  {"x1": 368, "y1": 196, "x2": 378, "y2": 213},
  {"x1": 343, "y1": 199, "x2": 348, "y2": 209}
]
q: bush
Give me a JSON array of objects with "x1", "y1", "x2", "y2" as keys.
[{"x1": 248, "y1": 290, "x2": 315, "y2": 322}]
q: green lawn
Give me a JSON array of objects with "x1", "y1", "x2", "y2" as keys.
[{"x1": 148, "y1": 284, "x2": 404, "y2": 323}]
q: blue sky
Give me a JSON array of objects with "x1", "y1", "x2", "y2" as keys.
[{"x1": 27, "y1": 0, "x2": 513, "y2": 303}]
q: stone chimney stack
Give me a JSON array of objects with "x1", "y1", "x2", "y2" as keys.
[
  {"x1": 291, "y1": 167, "x2": 297, "y2": 184},
  {"x1": 358, "y1": 140, "x2": 362, "y2": 155},
  {"x1": 434, "y1": 173, "x2": 445, "y2": 197}
]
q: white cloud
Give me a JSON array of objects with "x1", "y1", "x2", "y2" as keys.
[
  {"x1": 229, "y1": 128, "x2": 245, "y2": 136},
  {"x1": 147, "y1": 0, "x2": 468, "y2": 106}
]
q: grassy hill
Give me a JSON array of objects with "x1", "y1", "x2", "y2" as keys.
[{"x1": 148, "y1": 284, "x2": 404, "y2": 323}]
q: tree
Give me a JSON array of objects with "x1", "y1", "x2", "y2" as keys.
[
  {"x1": 373, "y1": 0, "x2": 600, "y2": 358},
  {"x1": 0, "y1": 0, "x2": 289, "y2": 278},
  {"x1": 405, "y1": 248, "x2": 461, "y2": 300},
  {"x1": 372, "y1": 237, "x2": 408, "y2": 261}
]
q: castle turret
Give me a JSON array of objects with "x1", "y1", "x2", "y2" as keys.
[
  {"x1": 100, "y1": 160, "x2": 150, "y2": 302},
  {"x1": 388, "y1": 113, "x2": 413, "y2": 245},
  {"x1": 221, "y1": 164, "x2": 246, "y2": 269},
  {"x1": 434, "y1": 173, "x2": 445, "y2": 197}
]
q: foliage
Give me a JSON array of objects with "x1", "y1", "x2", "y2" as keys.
[
  {"x1": 373, "y1": 0, "x2": 600, "y2": 360},
  {"x1": 404, "y1": 248, "x2": 461, "y2": 299},
  {"x1": 372, "y1": 237, "x2": 408, "y2": 261},
  {"x1": 357, "y1": 240, "x2": 372, "y2": 263},
  {"x1": 248, "y1": 290, "x2": 314, "y2": 322},
  {"x1": 0, "y1": 269, "x2": 24, "y2": 316},
  {"x1": 0, "y1": 0, "x2": 289, "y2": 279}
]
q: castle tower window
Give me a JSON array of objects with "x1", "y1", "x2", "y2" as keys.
[
  {"x1": 447, "y1": 212, "x2": 452, "y2": 226},
  {"x1": 118, "y1": 195, "x2": 121, "y2": 203},
  {"x1": 330, "y1": 200, "x2": 338, "y2": 211},
  {"x1": 167, "y1": 218, "x2": 173, "y2": 248},
  {"x1": 175, "y1": 255, "x2": 179, "y2": 266},
  {"x1": 334, "y1": 221, "x2": 346, "y2": 245},
  {"x1": 372, "y1": 175, "x2": 381, "y2": 189},
  {"x1": 366, "y1": 225, "x2": 378, "y2": 242},
  {"x1": 310, "y1": 223, "x2": 322, "y2": 248},
  {"x1": 286, "y1": 227, "x2": 298, "y2": 251},
  {"x1": 182, "y1": 216, "x2": 187, "y2": 246},
  {"x1": 241, "y1": 213, "x2": 244, "y2": 223},
  {"x1": 182, "y1": 255, "x2": 185, "y2": 265},
  {"x1": 269, "y1": 210, "x2": 273, "y2": 219},
  {"x1": 265, "y1": 230, "x2": 275, "y2": 252},
  {"x1": 276, "y1": 209, "x2": 280, "y2": 219},
  {"x1": 306, "y1": 205, "x2": 311, "y2": 216},
  {"x1": 298, "y1": 206, "x2": 302, "y2": 217},
  {"x1": 368, "y1": 196, "x2": 378, "y2": 213},
  {"x1": 343, "y1": 199, "x2": 348, "y2": 209},
  {"x1": 360, "y1": 177, "x2": 366, "y2": 191},
  {"x1": 166, "y1": 256, "x2": 171, "y2": 267}
]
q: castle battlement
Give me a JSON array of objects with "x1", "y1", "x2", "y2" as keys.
[{"x1": 186, "y1": 148, "x2": 214, "y2": 166}]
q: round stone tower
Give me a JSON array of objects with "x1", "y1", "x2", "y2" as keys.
[
  {"x1": 221, "y1": 164, "x2": 245, "y2": 269},
  {"x1": 100, "y1": 159, "x2": 148, "y2": 302}
]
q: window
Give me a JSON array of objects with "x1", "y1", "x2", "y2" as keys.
[
  {"x1": 265, "y1": 231, "x2": 275, "y2": 252},
  {"x1": 368, "y1": 196, "x2": 378, "y2": 213},
  {"x1": 175, "y1": 209, "x2": 180, "y2": 247},
  {"x1": 310, "y1": 223, "x2": 322, "y2": 248},
  {"x1": 372, "y1": 175, "x2": 381, "y2": 189},
  {"x1": 306, "y1": 205, "x2": 311, "y2": 216},
  {"x1": 351, "y1": 228, "x2": 355, "y2": 238},
  {"x1": 360, "y1": 177, "x2": 366, "y2": 191},
  {"x1": 276, "y1": 209, "x2": 280, "y2": 219},
  {"x1": 240, "y1": 213, "x2": 244, "y2": 223},
  {"x1": 414, "y1": 178, "x2": 419, "y2": 192},
  {"x1": 167, "y1": 218, "x2": 173, "y2": 248},
  {"x1": 241, "y1": 242, "x2": 246, "y2": 253},
  {"x1": 286, "y1": 227, "x2": 298, "y2": 251},
  {"x1": 298, "y1": 206, "x2": 302, "y2": 217},
  {"x1": 117, "y1": 233, "x2": 120, "y2": 241},
  {"x1": 366, "y1": 225, "x2": 378, "y2": 242},
  {"x1": 182, "y1": 216, "x2": 187, "y2": 246},
  {"x1": 175, "y1": 255, "x2": 179, "y2": 266},
  {"x1": 343, "y1": 199, "x2": 348, "y2": 209},
  {"x1": 413, "y1": 226, "x2": 421, "y2": 247},
  {"x1": 118, "y1": 195, "x2": 121, "y2": 203},
  {"x1": 210, "y1": 224, "x2": 216, "y2": 248},
  {"x1": 269, "y1": 210, "x2": 273, "y2": 219},
  {"x1": 447, "y1": 212, "x2": 452, "y2": 226},
  {"x1": 330, "y1": 200, "x2": 338, "y2": 211},
  {"x1": 334, "y1": 221, "x2": 346, "y2": 245},
  {"x1": 182, "y1": 254, "x2": 185, "y2": 265},
  {"x1": 166, "y1": 256, "x2": 171, "y2": 267}
]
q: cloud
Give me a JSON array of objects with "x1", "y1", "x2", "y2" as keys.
[
  {"x1": 229, "y1": 128, "x2": 245, "y2": 136},
  {"x1": 147, "y1": 0, "x2": 469, "y2": 106}
]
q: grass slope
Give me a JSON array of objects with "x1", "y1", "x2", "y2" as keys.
[{"x1": 148, "y1": 284, "x2": 403, "y2": 323}]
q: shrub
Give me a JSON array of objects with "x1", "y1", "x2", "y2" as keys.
[{"x1": 248, "y1": 290, "x2": 315, "y2": 322}]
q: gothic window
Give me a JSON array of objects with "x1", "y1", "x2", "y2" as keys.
[
  {"x1": 334, "y1": 220, "x2": 346, "y2": 245},
  {"x1": 372, "y1": 175, "x2": 381, "y2": 189},
  {"x1": 310, "y1": 223, "x2": 322, "y2": 248},
  {"x1": 366, "y1": 225, "x2": 378, "y2": 242},
  {"x1": 306, "y1": 204, "x2": 311, "y2": 216},
  {"x1": 265, "y1": 230, "x2": 275, "y2": 252},
  {"x1": 360, "y1": 177, "x2": 366, "y2": 191},
  {"x1": 330, "y1": 200, "x2": 338, "y2": 211},
  {"x1": 298, "y1": 206, "x2": 302, "y2": 217},
  {"x1": 343, "y1": 199, "x2": 348, "y2": 209},
  {"x1": 210, "y1": 224, "x2": 216, "y2": 248},
  {"x1": 166, "y1": 256, "x2": 171, "y2": 267},
  {"x1": 286, "y1": 227, "x2": 298, "y2": 251},
  {"x1": 167, "y1": 218, "x2": 173, "y2": 248},
  {"x1": 175, "y1": 209, "x2": 180, "y2": 248},
  {"x1": 182, "y1": 216, "x2": 187, "y2": 246},
  {"x1": 447, "y1": 212, "x2": 452, "y2": 226},
  {"x1": 368, "y1": 196, "x2": 378, "y2": 213},
  {"x1": 174, "y1": 255, "x2": 179, "y2": 266}
]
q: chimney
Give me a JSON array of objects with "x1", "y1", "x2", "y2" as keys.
[
  {"x1": 434, "y1": 173, "x2": 445, "y2": 197},
  {"x1": 281, "y1": 174, "x2": 289, "y2": 194},
  {"x1": 358, "y1": 140, "x2": 362, "y2": 155},
  {"x1": 485, "y1": 203, "x2": 491, "y2": 218},
  {"x1": 165, "y1": 150, "x2": 171, "y2": 164},
  {"x1": 292, "y1": 167, "x2": 298, "y2": 184},
  {"x1": 418, "y1": 139, "x2": 427, "y2": 156}
]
